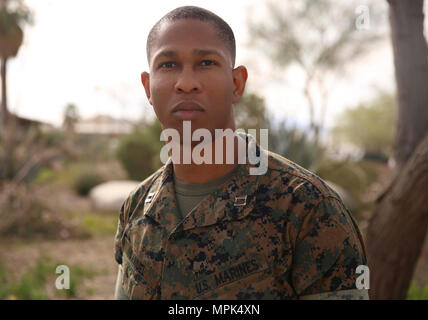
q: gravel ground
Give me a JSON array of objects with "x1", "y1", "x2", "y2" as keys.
[{"x1": 0, "y1": 235, "x2": 117, "y2": 300}]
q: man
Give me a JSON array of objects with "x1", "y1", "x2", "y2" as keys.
[{"x1": 114, "y1": 5, "x2": 369, "y2": 300}]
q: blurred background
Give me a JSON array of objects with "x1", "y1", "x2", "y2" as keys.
[{"x1": 0, "y1": 0, "x2": 427, "y2": 300}]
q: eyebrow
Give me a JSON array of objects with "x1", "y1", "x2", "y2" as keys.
[
  {"x1": 192, "y1": 49, "x2": 223, "y2": 57},
  {"x1": 153, "y1": 49, "x2": 224, "y2": 61}
]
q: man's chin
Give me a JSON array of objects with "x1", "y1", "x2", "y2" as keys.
[{"x1": 161, "y1": 119, "x2": 234, "y2": 143}]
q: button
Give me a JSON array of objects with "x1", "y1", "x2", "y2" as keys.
[
  {"x1": 145, "y1": 192, "x2": 155, "y2": 203},
  {"x1": 234, "y1": 195, "x2": 247, "y2": 206}
]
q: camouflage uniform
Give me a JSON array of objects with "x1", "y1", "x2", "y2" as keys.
[{"x1": 114, "y1": 133, "x2": 369, "y2": 299}]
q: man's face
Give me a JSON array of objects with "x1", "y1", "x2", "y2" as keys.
[{"x1": 141, "y1": 19, "x2": 247, "y2": 138}]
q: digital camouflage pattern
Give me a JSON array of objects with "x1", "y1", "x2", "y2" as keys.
[{"x1": 114, "y1": 133, "x2": 369, "y2": 300}]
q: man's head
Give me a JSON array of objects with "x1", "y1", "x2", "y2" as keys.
[
  {"x1": 146, "y1": 6, "x2": 236, "y2": 68},
  {"x1": 141, "y1": 6, "x2": 247, "y2": 139}
]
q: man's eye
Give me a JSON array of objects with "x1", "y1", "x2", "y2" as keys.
[
  {"x1": 200, "y1": 60, "x2": 216, "y2": 66},
  {"x1": 160, "y1": 62, "x2": 176, "y2": 68}
]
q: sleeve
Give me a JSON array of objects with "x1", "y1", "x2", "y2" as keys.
[
  {"x1": 114, "y1": 265, "x2": 130, "y2": 300},
  {"x1": 290, "y1": 196, "x2": 368, "y2": 300},
  {"x1": 114, "y1": 197, "x2": 131, "y2": 265}
]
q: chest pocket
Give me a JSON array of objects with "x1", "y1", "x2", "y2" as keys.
[
  {"x1": 191, "y1": 252, "x2": 277, "y2": 300},
  {"x1": 194, "y1": 267, "x2": 276, "y2": 300},
  {"x1": 121, "y1": 242, "x2": 159, "y2": 299},
  {"x1": 161, "y1": 222, "x2": 278, "y2": 300}
]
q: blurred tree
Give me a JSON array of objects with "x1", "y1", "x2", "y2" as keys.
[
  {"x1": 366, "y1": 0, "x2": 428, "y2": 300},
  {"x1": 0, "y1": 0, "x2": 31, "y2": 129},
  {"x1": 248, "y1": 0, "x2": 384, "y2": 144},
  {"x1": 234, "y1": 93, "x2": 269, "y2": 131},
  {"x1": 269, "y1": 120, "x2": 323, "y2": 171},
  {"x1": 0, "y1": 126, "x2": 59, "y2": 184},
  {"x1": 62, "y1": 103, "x2": 80, "y2": 134},
  {"x1": 235, "y1": 92, "x2": 323, "y2": 170},
  {"x1": 332, "y1": 92, "x2": 396, "y2": 159}
]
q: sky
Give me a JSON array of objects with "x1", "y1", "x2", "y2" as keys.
[{"x1": 6, "y1": 0, "x2": 424, "y2": 130}]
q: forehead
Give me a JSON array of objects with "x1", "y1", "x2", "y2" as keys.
[{"x1": 150, "y1": 19, "x2": 232, "y2": 64}]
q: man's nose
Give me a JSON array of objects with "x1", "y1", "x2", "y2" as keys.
[{"x1": 174, "y1": 66, "x2": 201, "y2": 93}]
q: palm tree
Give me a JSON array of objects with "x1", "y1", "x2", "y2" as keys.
[{"x1": 0, "y1": 0, "x2": 31, "y2": 128}]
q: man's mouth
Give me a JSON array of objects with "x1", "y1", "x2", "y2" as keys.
[{"x1": 172, "y1": 101, "x2": 205, "y2": 120}]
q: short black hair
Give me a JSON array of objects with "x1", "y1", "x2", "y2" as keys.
[{"x1": 146, "y1": 6, "x2": 236, "y2": 67}]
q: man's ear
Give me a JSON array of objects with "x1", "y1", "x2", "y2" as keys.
[
  {"x1": 141, "y1": 71, "x2": 152, "y2": 105},
  {"x1": 231, "y1": 66, "x2": 248, "y2": 104}
]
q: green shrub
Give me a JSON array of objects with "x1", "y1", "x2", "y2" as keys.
[
  {"x1": 116, "y1": 120, "x2": 163, "y2": 181},
  {"x1": 0, "y1": 264, "x2": 9, "y2": 298},
  {"x1": 33, "y1": 167, "x2": 56, "y2": 184},
  {"x1": 315, "y1": 159, "x2": 378, "y2": 199},
  {"x1": 81, "y1": 212, "x2": 118, "y2": 236},
  {"x1": 332, "y1": 92, "x2": 396, "y2": 158},
  {"x1": 407, "y1": 282, "x2": 428, "y2": 300},
  {"x1": 71, "y1": 134, "x2": 116, "y2": 162},
  {"x1": 0, "y1": 256, "x2": 97, "y2": 300},
  {"x1": 72, "y1": 169, "x2": 104, "y2": 196},
  {"x1": 35, "y1": 162, "x2": 90, "y2": 188},
  {"x1": 59, "y1": 264, "x2": 97, "y2": 298},
  {"x1": 63, "y1": 210, "x2": 118, "y2": 237},
  {"x1": 6, "y1": 258, "x2": 51, "y2": 300},
  {"x1": 268, "y1": 121, "x2": 324, "y2": 171}
]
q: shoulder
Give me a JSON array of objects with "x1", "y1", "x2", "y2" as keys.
[
  {"x1": 121, "y1": 165, "x2": 165, "y2": 217},
  {"x1": 260, "y1": 150, "x2": 341, "y2": 204},
  {"x1": 255, "y1": 151, "x2": 360, "y2": 238},
  {"x1": 262, "y1": 153, "x2": 368, "y2": 296}
]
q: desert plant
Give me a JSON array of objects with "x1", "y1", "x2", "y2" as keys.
[
  {"x1": 116, "y1": 120, "x2": 163, "y2": 181},
  {"x1": 268, "y1": 120, "x2": 324, "y2": 171},
  {"x1": 0, "y1": 123, "x2": 60, "y2": 184},
  {"x1": 72, "y1": 168, "x2": 104, "y2": 196},
  {"x1": 0, "y1": 182, "x2": 89, "y2": 240}
]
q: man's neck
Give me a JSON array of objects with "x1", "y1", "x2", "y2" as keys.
[{"x1": 172, "y1": 134, "x2": 240, "y2": 184}]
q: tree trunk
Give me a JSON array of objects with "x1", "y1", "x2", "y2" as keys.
[
  {"x1": 1, "y1": 56, "x2": 8, "y2": 129},
  {"x1": 366, "y1": 134, "x2": 428, "y2": 299},
  {"x1": 366, "y1": 0, "x2": 428, "y2": 299},
  {"x1": 388, "y1": 0, "x2": 428, "y2": 169}
]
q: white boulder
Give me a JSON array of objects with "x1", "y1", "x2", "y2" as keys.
[{"x1": 89, "y1": 180, "x2": 140, "y2": 211}]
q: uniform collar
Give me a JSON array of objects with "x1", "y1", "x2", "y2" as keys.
[{"x1": 142, "y1": 133, "x2": 265, "y2": 235}]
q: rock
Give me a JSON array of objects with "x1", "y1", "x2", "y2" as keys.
[{"x1": 89, "y1": 180, "x2": 140, "y2": 211}]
